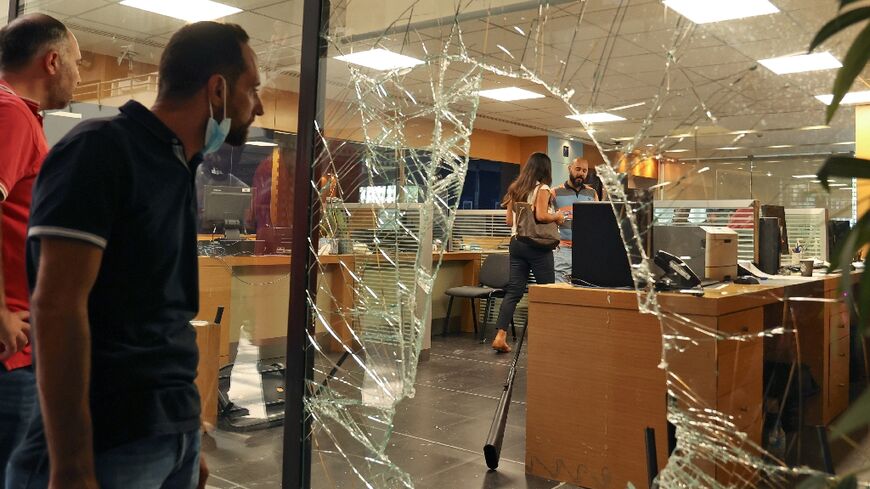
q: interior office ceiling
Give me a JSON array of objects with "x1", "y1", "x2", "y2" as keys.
[{"x1": 27, "y1": 0, "x2": 868, "y2": 159}]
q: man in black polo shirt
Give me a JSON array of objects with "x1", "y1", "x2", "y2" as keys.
[{"x1": 6, "y1": 22, "x2": 263, "y2": 489}]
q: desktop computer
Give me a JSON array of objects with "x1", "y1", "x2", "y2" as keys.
[{"x1": 203, "y1": 185, "x2": 253, "y2": 240}]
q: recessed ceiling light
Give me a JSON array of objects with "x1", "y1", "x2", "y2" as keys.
[
  {"x1": 608, "y1": 101, "x2": 646, "y2": 111},
  {"x1": 478, "y1": 87, "x2": 544, "y2": 102},
  {"x1": 246, "y1": 141, "x2": 278, "y2": 147},
  {"x1": 496, "y1": 44, "x2": 515, "y2": 59},
  {"x1": 800, "y1": 125, "x2": 830, "y2": 131},
  {"x1": 768, "y1": 145, "x2": 793, "y2": 148},
  {"x1": 716, "y1": 147, "x2": 742, "y2": 150},
  {"x1": 120, "y1": 0, "x2": 240, "y2": 22},
  {"x1": 46, "y1": 110, "x2": 82, "y2": 119},
  {"x1": 815, "y1": 90, "x2": 870, "y2": 105},
  {"x1": 334, "y1": 48, "x2": 424, "y2": 71},
  {"x1": 829, "y1": 183, "x2": 848, "y2": 187},
  {"x1": 698, "y1": 166, "x2": 710, "y2": 173},
  {"x1": 663, "y1": 0, "x2": 779, "y2": 24},
  {"x1": 811, "y1": 180, "x2": 822, "y2": 183},
  {"x1": 566, "y1": 113, "x2": 626, "y2": 124},
  {"x1": 513, "y1": 26, "x2": 525, "y2": 36},
  {"x1": 793, "y1": 174, "x2": 817, "y2": 179},
  {"x1": 665, "y1": 149, "x2": 690, "y2": 153},
  {"x1": 758, "y1": 52, "x2": 841, "y2": 75},
  {"x1": 648, "y1": 181, "x2": 672, "y2": 190},
  {"x1": 840, "y1": 187, "x2": 855, "y2": 191}
]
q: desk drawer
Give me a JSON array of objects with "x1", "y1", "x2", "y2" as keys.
[
  {"x1": 829, "y1": 334, "x2": 849, "y2": 418},
  {"x1": 717, "y1": 375, "x2": 763, "y2": 436},
  {"x1": 829, "y1": 302, "x2": 850, "y2": 340}
]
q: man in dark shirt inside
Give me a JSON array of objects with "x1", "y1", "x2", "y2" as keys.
[{"x1": 7, "y1": 22, "x2": 263, "y2": 489}]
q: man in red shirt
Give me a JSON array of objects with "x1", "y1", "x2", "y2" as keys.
[{"x1": 0, "y1": 13, "x2": 80, "y2": 480}]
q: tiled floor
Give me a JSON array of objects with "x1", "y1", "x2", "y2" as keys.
[
  {"x1": 203, "y1": 333, "x2": 578, "y2": 489},
  {"x1": 203, "y1": 333, "x2": 870, "y2": 488}
]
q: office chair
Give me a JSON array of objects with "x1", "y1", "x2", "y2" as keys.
[{"x1": 443, "y1": 253, "x2": 516, "y2": 341}]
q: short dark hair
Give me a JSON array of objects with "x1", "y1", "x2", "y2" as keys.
[
  {"x1": 158, "y1": 22, "x2": 250, "y2": 101},
  {"x1": 0, "y1": 13, "x2": 68, "y2": 72}
]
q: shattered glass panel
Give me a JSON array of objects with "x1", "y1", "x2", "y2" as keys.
[{"x1": 304, "y1": 0, "x2": 866, "y2": 488}]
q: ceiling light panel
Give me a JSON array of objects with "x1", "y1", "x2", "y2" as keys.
[
  {"x1": 663, "y1": 0, "x2": 779, "y2": 24},
  {"x1": 334, "y1": 48, "x2": 424, "y2": 71},
  {"x1": 478, "y1": 87, "x2": 545, "y2": 102},
  {"x1": 566, "y1": 113, "x2": 626, "y2": 124},
  {"x1": 120, "y1": 0, "x2": 241, "y2": 22},
  {"x1": 758, "y1": 52, "x2": 841, "y2": 75},
  {"x1": 815, "y1": 90, "x2": 870, "y2": 105}
]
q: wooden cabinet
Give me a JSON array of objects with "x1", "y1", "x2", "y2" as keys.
[{"x1": 526, "y1": 284, "x2": 777, "y2": 488}]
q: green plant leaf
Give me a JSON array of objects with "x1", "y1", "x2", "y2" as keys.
[
  {"x1": 831, "y1": 389, "x2": 870, "y2": 439},
  {"x1": 826, "y1": 21, "x2": 870, "y2": 123},
  {"x1": 796, "y1": 474, "x2": 831, "y2": 489},
  {"x1": 829, "y1": 208, "x2": 870, "y2": 271},
  {"x1": 836, "y1": 475, "x2": 858, "y2": 489},
  {"x1": 841, "y1": 0, "x2": 865, "y2": 11},
  {"x1": 809, "y1": 7, "x2": 870, "y2": 52},
  {"x1": 857, "y1": 257, "x2": 870, "y2": 335},
  {"x1": 816, "y1": 156, "x2": 870, "y2": 191}
]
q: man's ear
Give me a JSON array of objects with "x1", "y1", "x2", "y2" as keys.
[
  {"x1": 206, "y1": 74, "x2": 226, "y2": 109},
  {"x1": 43, "y1": 49, "x2": 61, "y2": 76}
]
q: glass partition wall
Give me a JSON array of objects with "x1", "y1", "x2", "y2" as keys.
[{"x1": 8, "y1": 0, "x2": 868, "y2": 487}]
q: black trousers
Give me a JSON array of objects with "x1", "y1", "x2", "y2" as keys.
[{"x1": 494, "y1": 238, "x2": 555, "y2": 331}]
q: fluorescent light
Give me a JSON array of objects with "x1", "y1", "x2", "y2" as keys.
[
  {"x1": 566, "y1": 113, "x2": 626, "y2": 124},
  {"x1": 663, "y1": 0, "x2": 779, "y2": 24},
  {"x1": 816, "y1": 90, "x2": 870, "y2": 105},
  {"x1": 613, "y1": 136, "x2": 636, "y2": 141},
  {"x1": 478, "y1": 87, "x2": 544, "y2": 102},
  {"x1": 811, "y1": 180, "x2": 822, "y2": 183},
  {"x1": 513, "y1": 26, "x2": 525, "y2": 36},
  {"x1": 768, "y1": 144, "x2": 793, "y2": 148},
  {"x1": 665, "y1": 149, "x2": 690, "y2": 153},
  {"x1": 46, "y1": 110, "x2": 82, "y2": 119},
  {"x1": 246, "y1": 141, "x2": 278, "y2": 147},
  {"x1": 793, "y1": 174, "x2": 817, "y2": 179},
  {"x1": 120, "y1": 0, "x2": 240, "y2": 22},
  {"x1": 716, "y1": 147, "x2": 742, "y2": 150},
  {"x1": 829, "y1": 183, "x2": 848, "y2": 187},
  {"x1": 648, "y1": 181, "x2": 672, "y2": 190},
  {"x1": 698, "y1": 166, "x2": 710, "y2": 173},
  {"x1": 800, "y1": 125, "x2": 830, "y2": 130},
  {"x1": 833, "y1": 141, "x2": 855, "y2": 145},
  {"x1": 758, "y1": 52, "x2": 841, "y2": 75},
  {"x1": 334, "y1": 48, "x2": 424, "y2": 71},
  {"x1": 496, "y1": 44, "x2": 515, "y2": 59},
  {"x1": 609, "y1": 101, "x2": 646, "y2": 111},
  {"x1": 840, "y1": 187, "x2": 855, "y2": 191}
]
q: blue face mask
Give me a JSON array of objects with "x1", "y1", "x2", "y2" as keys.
[{"x1": 203, "y1": 77, "x2": 231, "y2": 155}]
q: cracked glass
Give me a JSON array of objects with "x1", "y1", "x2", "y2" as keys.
[
  {"x1": 306, "y1": 1, "x2": 865, "y2": 488},
  {"x1": 9, "y1": 0, "x2": 866, "y2": 487}
]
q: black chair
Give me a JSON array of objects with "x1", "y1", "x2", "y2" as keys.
[{"x1": 443, "y1": 253, "x2": 516, "y2": 340}]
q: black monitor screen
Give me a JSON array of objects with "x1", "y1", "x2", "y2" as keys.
[
  {"x1": 203, "y1": 185, "x2": 252, "y2": 230},
  {"x1": 571, "y1": 202, "x2": 647, "y2": 288}
]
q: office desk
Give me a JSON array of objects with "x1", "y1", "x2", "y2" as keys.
[
  {"x1": 196, "y1": 252, "x2": 482, "y2": 364},
  {"x1": 525, "y1": 277, "x2": 852, "y2": 488}
]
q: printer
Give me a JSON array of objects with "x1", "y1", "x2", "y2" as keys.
[{"x1": 652, "y1": 225, "x2": 739, "y2": 281}]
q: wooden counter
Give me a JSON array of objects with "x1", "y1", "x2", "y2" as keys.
[
  {"x1": 525, "y1": 276, "x2": 853, "y2": 488},
  {"x1": 197, "y1": 251, "x2": 482, "y2": 364}
]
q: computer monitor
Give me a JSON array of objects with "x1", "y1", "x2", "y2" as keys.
[
  {"x1": 571, "y1": 201, "x2": 649, "y2": 288},
  {"x1": 761, "y1": 205, "x2": 789, "y2": 254},
  {"x1": 203, "y1": 185, "x2": 252, "y2": 239},
  {"x1": 828, "y1": 219, "x2": 852, "y2": 260}
]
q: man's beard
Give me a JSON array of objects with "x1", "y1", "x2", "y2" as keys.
[{"x1": 572, "y1": 176, "x2": 585, "y2": 187}]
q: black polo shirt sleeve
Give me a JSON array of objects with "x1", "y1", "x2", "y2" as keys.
[{"x1": 28, "y1": 123, "x2": 127, "y2": 249}]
